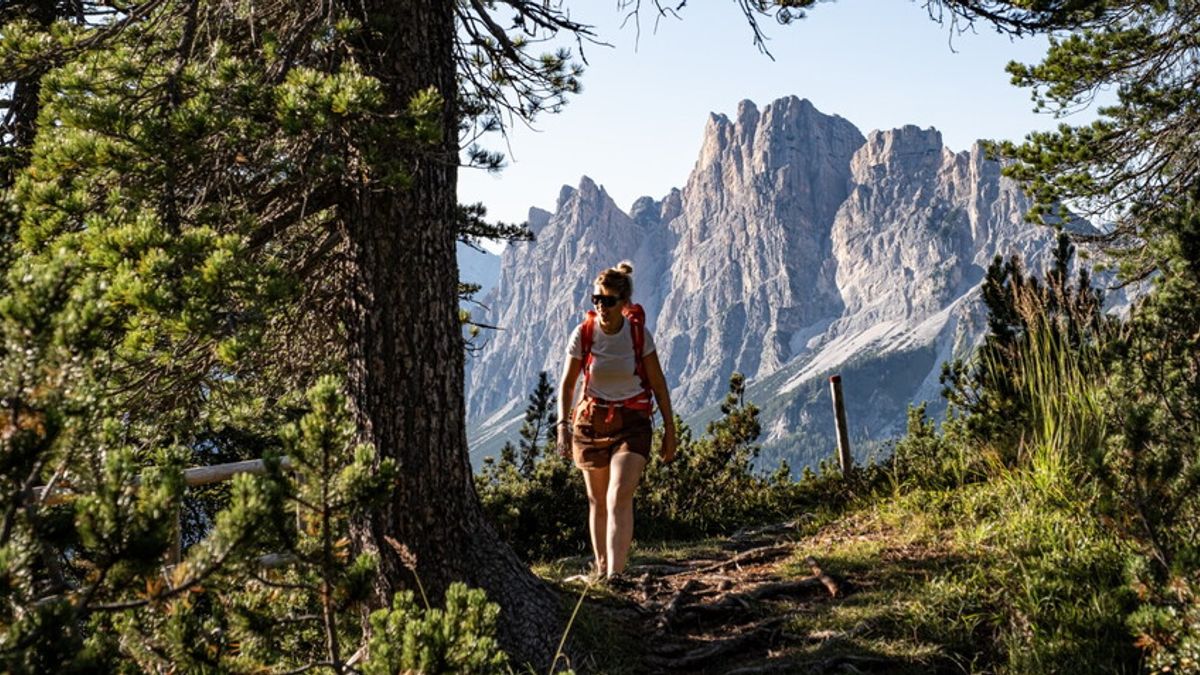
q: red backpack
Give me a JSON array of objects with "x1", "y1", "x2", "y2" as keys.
[{"x1": 579, "y1": 304, "x2": 654, "y2": 422}]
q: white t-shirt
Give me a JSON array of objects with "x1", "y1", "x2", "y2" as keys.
[{"x1": 567, "y1": 318, "x2": 657, "y2": 401}]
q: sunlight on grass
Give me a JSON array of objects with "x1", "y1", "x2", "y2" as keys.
[{"x1": 777, "y1": 462, "x2": 1137, "y2": 674}]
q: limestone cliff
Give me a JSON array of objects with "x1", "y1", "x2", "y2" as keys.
[{"x1": 465, "y1": 97, "x2": 1088, "y2": 466}]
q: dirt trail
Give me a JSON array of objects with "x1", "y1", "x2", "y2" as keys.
[{"x1": 571, "y1": 521, "x2": 893, "y2": 674}]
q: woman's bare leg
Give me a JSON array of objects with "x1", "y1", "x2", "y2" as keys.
[
  {"x1": 605, "y1": 451, "x2": 647, "y2": 576},
  {"x1": 581, "y1": 466, "x2": 611, "y2": 576}
]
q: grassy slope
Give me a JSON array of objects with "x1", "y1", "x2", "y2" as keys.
[
  {"x1": 780, "y1": 477, "x2": 1137, "y2": 674},
  {"x1": 540, "y1": 470, "x2": 1141, "y2": 674}
]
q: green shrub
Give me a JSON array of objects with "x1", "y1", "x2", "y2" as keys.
[
  {"x1": 890, "y1": 403, "x2": 982, "y2": 489},
  {"x1": 364, "y1": 583, "x2": 509, "y2": 675},
  {"x1": 1127, "y1": 572, "x2": 1200, "y2": 674},
  {"x1": 901, "y1": 227, "x2": 1200, "y2": 670},
  {"x1": 940, "y1": 232, "x2": 1110, "y2": 460},
  {"x1": 476, "y1": 372, "x2": 589, "y2": 561},
  {"x1": 637, "y1": 373, "x2": 810, "y2": 539},
  {"x1": 476, "y1": 450, "x2": 587, "y2": 562},
  {"x1": 1096, "y1": 200, "x2": 1200, "y2": 670}
]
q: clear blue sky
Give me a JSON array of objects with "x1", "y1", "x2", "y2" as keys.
[{"x1": 458, "y1": 1, "x2": 1090, "y2": 242}]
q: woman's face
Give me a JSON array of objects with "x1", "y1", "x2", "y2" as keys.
[{"x1": 592, "y1": 283, "x2": 627, "y2": 323}]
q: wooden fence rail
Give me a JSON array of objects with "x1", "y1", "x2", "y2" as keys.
[
  {"x1": 32, "y1": 456, "x2": 298, "y2": 565},
  {"x1": 31, "y1": 456, "x2": 295, "y2": 507}
]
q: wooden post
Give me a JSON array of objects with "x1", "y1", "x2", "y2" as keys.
[{"x1": 829, "y1": 375, "x2": 853, "y2": 475}]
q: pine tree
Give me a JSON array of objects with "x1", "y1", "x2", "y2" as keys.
[
  {"x1": 0, "y1": 0, "x2": 584, "y2": 664},
  {"x1": 992, "y1": 2, "x2": 1200, "y2": 277},
  {"x1": 518, "y1": 372, "x2": 558, "y2": 478}
]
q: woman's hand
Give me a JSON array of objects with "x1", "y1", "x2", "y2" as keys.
[
  {"x1": 558, "y1": 360, "x2": 582, "y2": 460},
  {"x1": 661, "y1": 423, "x2": 677, "y2": 463},
  {"x1": 643, "y1": 352, "x2": 677, "y2": 463},
  {"x1": 556, "y1": 422, "x2": 572, "y2": 459}
]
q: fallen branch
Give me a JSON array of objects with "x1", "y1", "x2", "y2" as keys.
[
  {"x1": 32, "y1": 456, "x2": 295, "y2": 505},
  {"x1": 746, "y1": 577, "x2": 828, "y2": 601},
  {"x1": 628, "y1": 563, "x2": 691, "y2": 575},
  {"x1": 726, "y1": 519, "x2": 806, "y2": 549},
  {"x1": 804, "y1": 556, "x2": 843, "y2": 598},
  {"x1": 685, "y1": 543, "x2": 794, "y2": 576}
]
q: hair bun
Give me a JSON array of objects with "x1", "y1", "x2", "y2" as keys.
[{"x1": 615, "y1": 260, "x2": 634, "y2": 276}]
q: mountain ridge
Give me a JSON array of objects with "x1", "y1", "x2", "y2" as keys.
[{"x1": 464, "y1": 96, "x2": 1088, "y2": 467}]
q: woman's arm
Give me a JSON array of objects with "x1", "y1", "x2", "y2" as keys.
[
  {"x1": 642, "y1": 351, "x2": 677, "y2": 462},
  {"x1": 557, "y1": 357, "x2": 583, "y2": 457}
]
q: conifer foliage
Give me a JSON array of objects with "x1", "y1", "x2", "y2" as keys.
[
  {"x1": 638, "y1": 373, "x2": 779, "y2": 538},
  {"x1": 519, "y1": 371, "x2": 559, "y2": 478},
  {"x1": 982, "y1": 3, "x2": 1200, "y2": 662}
]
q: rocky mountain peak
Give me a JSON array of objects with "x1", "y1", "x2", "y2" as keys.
[
  {"x1": 526, "y1": 206, "x2": 552, "y2": 236},
  {"x1": 555, "y1": 184, "x2": 577, "y2": 212},
  {"x1": 660, "y1": 188, "x2": 683, "y2": 223},
  {"x1": 735, "y1": 99, "x2": 760, "y2": 134},
  {"x1": 655, "y1": 97, "x2": 867, "y2": 408},
  {"x1": 851, "y1": 126, "x2": 946, "y2": 183},
  {"x1": 630, "y1": 195, "x2": 662, "y2": 227},
  {"x1": 466, "y1": 97, "x2": 1086, "y2": 469}
]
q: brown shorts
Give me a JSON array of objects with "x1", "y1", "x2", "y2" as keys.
[{"x1": 571, "y1": 403, "x2": 653, "y2": 470}]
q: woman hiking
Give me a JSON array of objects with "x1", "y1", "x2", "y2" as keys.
[{"x1": 557, "y1": 261, "x2": 677, "y2": 583}]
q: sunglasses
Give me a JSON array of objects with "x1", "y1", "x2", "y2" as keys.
[{"x1": 591, "y1": 294, "x2": 622, "y2": 308}]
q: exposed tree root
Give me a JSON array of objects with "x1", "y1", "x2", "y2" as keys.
[
  {"x1": 721, "y1": 662, "x2": 806, "y2": 675},
  {"x1": 725, "y1": 519, "x2": 806, "y2": 551},
  {"x1": 668, "y1": 577, "x2": 833, "y2": 629},
  {"x1": 817, "y1": 654, "x2": 899, "y2": 672},
  {"x1": 645, "y1": 615, "x2": 792, "y2": 671},
  {"x1": 588, "y1": 523, "x2": 864, "y2": 673}
]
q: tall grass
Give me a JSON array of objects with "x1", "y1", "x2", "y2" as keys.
[
  {"x1": 979, "y1": 313, "x2": 1110, "y2": 488},
  {"x1": 927, "y1": 313, "x2": 1139, "y2": 671}
]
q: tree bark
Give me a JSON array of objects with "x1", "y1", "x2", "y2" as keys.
[{"x1": 338, "y1": 1, "x2": 566, "y2": 668}]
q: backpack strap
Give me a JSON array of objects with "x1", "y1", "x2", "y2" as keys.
[
  {"x1": 623, "y1": 304, "x2": 652, "y2": 395},
  {"x1": 579, "y1": 310, "x2": 598, "y2": 399}
]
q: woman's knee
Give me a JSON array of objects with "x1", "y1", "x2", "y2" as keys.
[{"x1": 606, "y1": 487, "x2": 634, "y2": 513}]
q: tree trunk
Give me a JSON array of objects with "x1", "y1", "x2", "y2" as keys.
[
  {"x1": 1, "y1": 0, "x2": 57, "y2": 188},
  {"x1": 339, "y1": 1, "x2": 567, "y2": 668}
]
